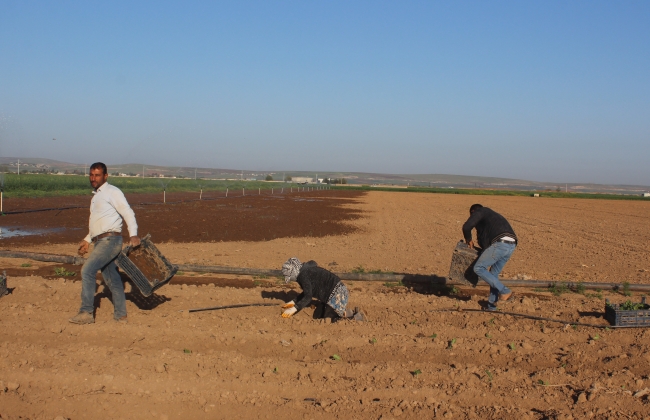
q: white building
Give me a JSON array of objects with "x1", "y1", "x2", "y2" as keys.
[{"x1": 292, "y1": 177, "x2": 314, "y2": 184}]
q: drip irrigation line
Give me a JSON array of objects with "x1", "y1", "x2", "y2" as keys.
[
  {"x1": 186, "y1": 303, "x2": 277, "y2": 313},
  {"x1": 0, "y1": 187, "x2": 324, "y2": 215},
  {"x1": 2, "y1": 205, "x2": 85, "y2": 215},
  {"x1": 431, "y1": 308, "x2": 641, "y2": 329}
]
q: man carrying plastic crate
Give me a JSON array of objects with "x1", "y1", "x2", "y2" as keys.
[
  {"x1": 462, "y1": 204, "x2": 518, "y2": 312},
  {"x1": 69, "y1": 162, "x2": 140, "y2": 325}
]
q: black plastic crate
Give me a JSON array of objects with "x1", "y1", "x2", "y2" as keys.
[
  {"x1": 116, "y1": 234, "x2": 177, "y2": 297},
  {"x1": 605, "y1": 298, "x2": 650, "y2": 327},
  {"x1": 0, "y1": 270, "x2": 7, "y2": 298},
  {"x1": 448, "y1": 241, "x2": 479, "y2": 287}
]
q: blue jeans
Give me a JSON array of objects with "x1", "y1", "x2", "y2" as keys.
[
  {"x1": 80, "y1": 236, "x2": 126, "y2": 319},
  {"x1": 473, "y1": 242, "x2": 516, "y2": 310}
]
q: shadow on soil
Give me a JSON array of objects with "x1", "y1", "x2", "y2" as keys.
[{"x1": 92, "y1": 275, "x2": 171, "y2": 311}]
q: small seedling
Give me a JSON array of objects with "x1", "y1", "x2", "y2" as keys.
[
  {"x1": 370, "y1": 338, "x2": 377, "y2": 344},
  {"x1": 383, "y1": 280, "x2": 405, "y2": 288},
  {"x1": 411, "y1": 369, "x2": 422, "y2": 377},
  {"x1": 447, "y1": 338, "x2": 456, "y2": 349},
  {"x1": 489, "y1": 317, "x2": 495, "y2": 325},
  {"x1": 574, "y1": 282, "x2": 586, "y2": 294},
  {"x1": 538, "y1": 379, "x2": 548, "y2": 386},
  {"x1": 617, "y1": 300, "x2": 646, "y2": 310},
  {"x1": 54, "y1": 267, "x2": 76, "y2": 277},
  {"x1": 176, "y1": 271, "x2": 185, "y2": 276},
  {"x1": 592, "y1": 334, "x2": 600, "y2": 341},
  {"x1": 331, "y1": 354, "x2": 341, "y2": 361},
  {"x1": 273, "y1": 367, "x2": 278, "y2": 373},
  {"x1": 21, "y1": 263, "x2": 32, "y2": 268},
  {"x1": 508, "y1": 342, "x2": 516, "y2": 351},
  {"x1": 183, "y1": 349, "x2": 192, "y2": 354},
  {"x1": 550, "y1": 282, "x2": 568, "y2": 296},
  {"x1": 429, "y1": 333, "x2": 437, "y2": 340},
  {"x1": 571, "y1": 324, "x2": 578, "y2": 331},
  {"x1": 410, "y1": 319, "x2": 417, "y2": 325},
  {"x1": 485, "y1": 333, "x2": 492, "y2": 339},
  {"x1": 560, "y1": 362, "x2": 567, "y2": 368},
  {"x1": 351, "y1": 265, "x2": 366, "y2": 274},
  {"x1": 622, "y1": 282, "x2": 632, "y2": 297},
  {"x1": 485, "y1": 370, "x2": 493, "y2": 382}
]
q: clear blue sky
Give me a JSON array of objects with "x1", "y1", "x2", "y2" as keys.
[{"x1": 1, "y1": 1, "x2": 648, "y2": 185}]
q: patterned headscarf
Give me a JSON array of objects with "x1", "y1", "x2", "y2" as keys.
[{"x1": 281, "y1": 257, "x2": 302, "y2": 284}]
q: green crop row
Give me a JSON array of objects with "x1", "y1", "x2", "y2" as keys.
[{"x1": 334, "y1": 185, "x2": 649, "y2": 201}]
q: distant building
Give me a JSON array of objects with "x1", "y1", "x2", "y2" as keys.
[
  {"x1": 293, "y1": 177, "x2": 314, "y2": 184},
  {"x1": 643, "y1": 192, "x2": 650, "y2": 197}
]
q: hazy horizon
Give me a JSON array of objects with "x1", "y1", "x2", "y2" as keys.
[{"x1": 1, "y1": 2, "x2": 649, "y2": 185}]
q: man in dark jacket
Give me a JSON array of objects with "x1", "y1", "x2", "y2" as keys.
[
  {"x1": 280, "y1": 257, "x2": 365, "y2": 321},
  {"x1": 462, "y1": 204, "x2": 517, "y2": 311}
]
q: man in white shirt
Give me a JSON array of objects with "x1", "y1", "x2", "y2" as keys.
[{"x1": 69, "y1": 162, "x2": 140, "y2": 324}]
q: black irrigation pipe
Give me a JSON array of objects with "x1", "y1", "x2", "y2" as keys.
[
  {"x1": 0, "y1": 187, "x2": 331, "y2": 215},
  {"x1": 2, "y1": 250, "x2": 650, "y2": 293},
  {"x1": 187, "y1": 303, "x2": 277, "y2": 313},
  {"x1": 432, "y1": 308, "x2": 641, "y2": 329}
]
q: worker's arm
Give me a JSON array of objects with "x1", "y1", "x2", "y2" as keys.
[
  {"x1": 111, "y1": 189, "x2": 140, "y2": 247},
  {"x1": 462, "y1": 211, "x2": 483, "y2": 245},
  {"x1": 293, "y1": 277, "x2": 313, "y2": 311}
]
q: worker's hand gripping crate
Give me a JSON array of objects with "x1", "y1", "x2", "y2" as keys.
[
  {"x1": 116, "y1": 234, "x2": 177, "y2": 297},
  {"x1": 605, "y1": 297, "x2": 650, "y2": 327},
  {"x1": 447, "y1": 241, "x2": 479, "y2": 287}
]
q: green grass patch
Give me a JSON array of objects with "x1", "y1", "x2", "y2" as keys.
[
  {"x1": 334, "y1": 184, "x2": 650, "y2": 201},
  {"x1": 21, "y1": 263, "x2": 32, "y2": 267},
  {"x1": 53, "y1": 267, "x2": 76, "y2": 277},
  {"x1": 383, "y1": 280, "x2": 405, "y2": 288},
  {"x1": 549, "y1": 282, "x2": 569, "y2": 296},
  {"x1": 0, "y1": 173, "x2": 296, "y2": 198}
]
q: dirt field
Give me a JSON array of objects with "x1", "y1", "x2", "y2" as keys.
[{"x1": 2, "y1": 191, "x2": 650, "y2": 419}]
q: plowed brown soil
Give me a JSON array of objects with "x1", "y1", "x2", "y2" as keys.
[{"x1": 1, "y1": 191, "x2": 650, "y2": 420}]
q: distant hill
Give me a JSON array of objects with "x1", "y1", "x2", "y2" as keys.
[{"x1": 0, "y1": 157, "x2": 648, "y2": 195}]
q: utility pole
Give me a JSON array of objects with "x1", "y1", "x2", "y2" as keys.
[
  {"x1": 17, "y1": 159, "x2": 20, "y2": 175},
  {"x1": 195, "y1": 168, "x2": 197, "y2": 180},
  {"x1": 566, "y1": 184, "x2": 568, "y2": 193},
  {"x1": 143, "y1": 166, "x2": 145, "y2": 178}
]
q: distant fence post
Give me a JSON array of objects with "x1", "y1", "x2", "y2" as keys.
[
  {"x1": 226, "y1": 188, "x2": 228, "y2": 198},
  {"x1": 243, "y1": 188, "x2": 245, "y2": 196}
]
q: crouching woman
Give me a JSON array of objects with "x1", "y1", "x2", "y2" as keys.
[{"x1": 280, "y1": 257, "x2": 365, "y2": 321}]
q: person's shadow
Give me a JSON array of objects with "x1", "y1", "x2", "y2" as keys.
[{"x1": 398, "y1": 274, "x2": 471, "y2": 302}]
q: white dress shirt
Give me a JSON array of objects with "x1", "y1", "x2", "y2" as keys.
[{"x1": 84, "y1": 183, "x2": 138, "y2": 243}]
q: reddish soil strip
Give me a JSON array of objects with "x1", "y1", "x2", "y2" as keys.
[{"x1": 0, "y1": 190, "x2": 365, "y2": 246}]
